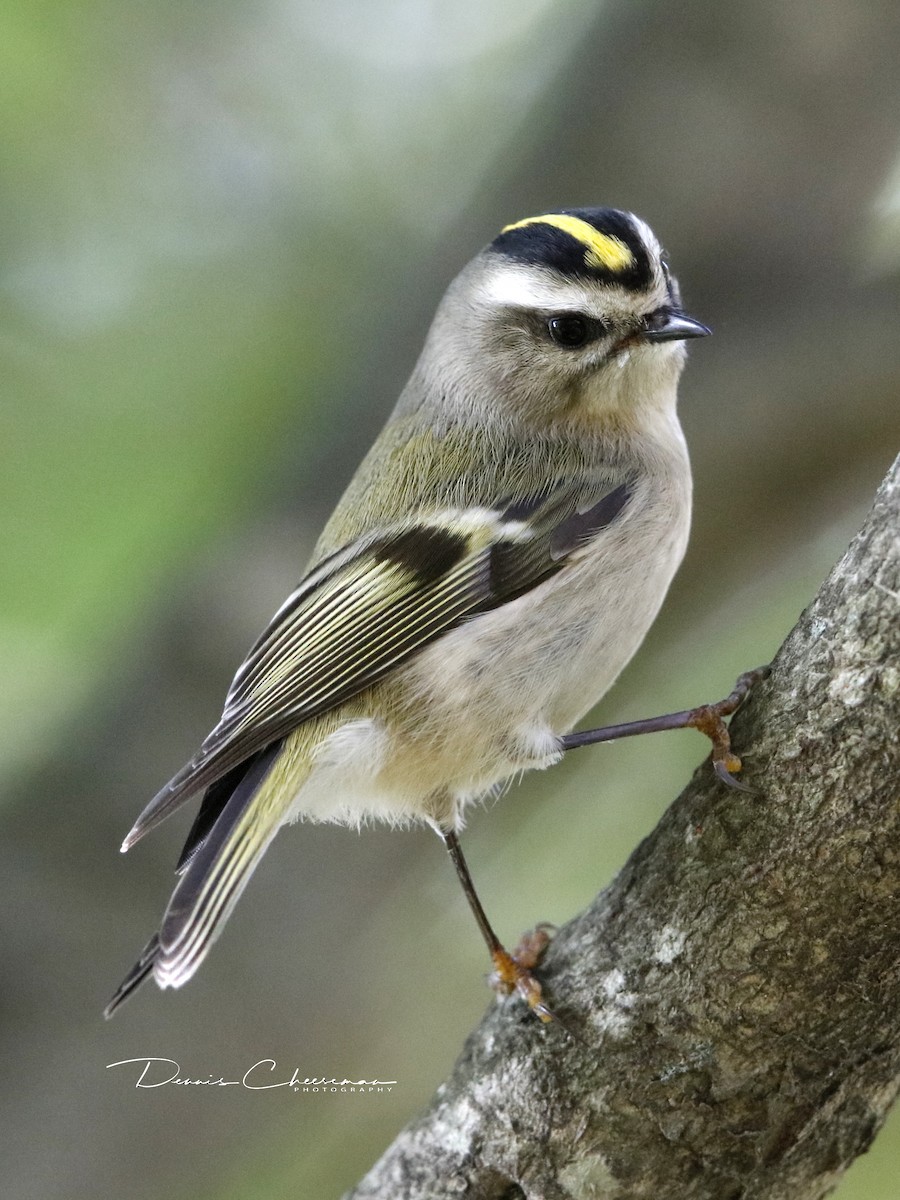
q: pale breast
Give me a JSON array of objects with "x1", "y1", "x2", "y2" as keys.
[{"x1": 374, "y1": 456, "x2": 691, "y2": 804}]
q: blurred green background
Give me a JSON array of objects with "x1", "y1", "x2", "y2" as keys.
[{"x1": 2, "y1": 1, "x2": 899, "y2": 1196}]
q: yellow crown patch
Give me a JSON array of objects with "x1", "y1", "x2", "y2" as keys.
[{"x1": 501, "y1": 213, "x2": 635, "y2": 273}]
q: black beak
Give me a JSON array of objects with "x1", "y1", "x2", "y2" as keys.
[{"x1": 643, "y1": 309, "x2": 711, "y2": 343}]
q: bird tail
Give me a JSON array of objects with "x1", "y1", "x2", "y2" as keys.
[
  {"x1": 104, "y1": 740, "x2": 290, "y2": 1017},
  {"x1": 103, "y1": 934, "x2": 161, "y2": 1018}
]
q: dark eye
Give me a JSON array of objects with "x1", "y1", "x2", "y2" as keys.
[{"x1": 547, "y1": 313, "x2": 598, "y2": 348}]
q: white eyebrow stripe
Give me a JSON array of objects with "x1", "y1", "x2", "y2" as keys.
[{"x1": 477, "y1": 268, "x2": 605, "y2": 313}]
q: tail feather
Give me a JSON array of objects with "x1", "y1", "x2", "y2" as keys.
[
  {"x1": 103, "y1": 934, "x2": 160, "y2": 1019},
  {"x1": 175, "y1": 748, "x2": 279, "y2": 874},
  {"x1": 104, "y1": 740, "x2": 286, "y2": 1016}
]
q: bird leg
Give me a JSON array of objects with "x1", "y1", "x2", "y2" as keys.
[
  {"x1": 560, "y1": 665, "x2": 770, "y2": 790},
  {"x1": 436, "y1": 669, "x2": 768, "y2": 1022},
  {"x1": 440, "y1": 828, "x2": 555, "y2": 1022}
]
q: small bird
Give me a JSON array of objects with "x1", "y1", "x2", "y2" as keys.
[{"x1": 107, "y1": 207, "x2": 739, "y2": 1022}]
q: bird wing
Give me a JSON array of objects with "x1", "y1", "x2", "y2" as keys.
[{"x1": 123, "y1": 479, "x2": 633, "y2": 849}]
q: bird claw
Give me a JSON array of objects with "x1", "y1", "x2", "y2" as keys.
[
  {"x1": 713, "y1": 755, "x2": 756, "y2": 793},
  {"x1": 490, "y1": 927, "x2": 555, "y2": 1023},
  {"x1": 489, "y1": 941, "x2": 586, "y2": 1042},
  {"x1": 689, "y1": 665, "x2": 769, "y2": 792}
]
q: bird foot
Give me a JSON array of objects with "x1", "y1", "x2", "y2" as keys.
[
  {"x1": 687, "y1": 665, "x2": 770, "y2": 791},
  {"x1": 560, "y1": 663, "x2": 770, "y2": 792},
  {"x1": 489, "y1": 924, "x2": 555, "y2": 1022}
]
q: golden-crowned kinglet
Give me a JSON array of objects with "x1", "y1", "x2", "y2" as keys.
[{"x1": 106, "y1": 208, "x2": 743, "y2": 1022}]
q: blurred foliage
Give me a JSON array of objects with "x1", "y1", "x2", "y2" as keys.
[{"x1": 1, "y1": 2, "x2": 899, "y2": 1198}]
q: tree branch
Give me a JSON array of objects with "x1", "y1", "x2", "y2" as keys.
[{"x1": 347, "y1": 453, "x2": 900, "y2": 1200}]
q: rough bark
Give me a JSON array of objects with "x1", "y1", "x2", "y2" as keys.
[{"x1": 346, "y1": 454, "x2": 900, "y2": 1200}]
